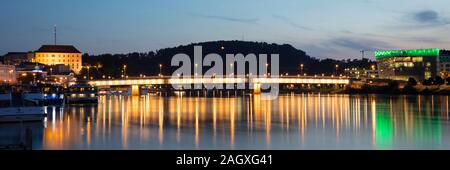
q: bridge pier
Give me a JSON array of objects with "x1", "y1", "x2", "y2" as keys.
[
  {"x1": 253, "y1": 82, "x2": 261, "y2": 94},
  {"x1": 131, "y1": 85, "x2": 140, "y2": 96}
]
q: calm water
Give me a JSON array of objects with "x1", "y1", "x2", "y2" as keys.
[{"x1": 2, "y1": 94, "x2": 450, "y2": 150}]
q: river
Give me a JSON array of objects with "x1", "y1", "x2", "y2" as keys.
[{"x1": 1, "y1": 93, "x2": 449, "y2": 150}]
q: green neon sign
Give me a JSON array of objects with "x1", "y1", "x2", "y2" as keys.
[{"x1": 375, "y1": 48, "x2": 440, "y2": 60}]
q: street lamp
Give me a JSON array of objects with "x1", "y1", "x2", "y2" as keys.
[
  {"x1": 335, "y1": 64, "x2": 339, "y2": 75},
  {"x1": 123, "y1": 65, "x2": 127, "y2": 77},
  {"x1": 86, "y1": 66, "x2": 90, "y2": 80},
  {"x1": 300, "y1": 64, "x2": 304, "y2": 75},
  {"x1": 32, "y1": 73, "x2": 36, "y2": 84},
  {"x1": 159, "y1": 64, "x2": 163, "y2": 77}
]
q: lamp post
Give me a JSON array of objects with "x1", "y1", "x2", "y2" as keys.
[
  {"x1": 123, "y1": 65, "x2": 127, "y2": 78},
  {"x1": 159, "y1": 64, "x2": 163, "y2": 77},
  {"x1": 300, "y1": 64, "x2": 304, "y2": 75},
  {"x1": 335, "y1": 64, "x2": 339, "y2": 76},
  {"x1": 86, "y1": 66, "x2": 90, "y2": 80},
  {"x1": 32, "y1": 73, "x2": 36, "y2": 84}
]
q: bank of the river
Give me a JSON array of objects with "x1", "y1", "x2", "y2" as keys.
[{"x1": 344, "y1": 84, "x2": 450, "y2": 95}]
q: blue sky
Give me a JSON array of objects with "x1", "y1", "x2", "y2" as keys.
[{"x1": 1, "y1": 0, "x2": 450, "y2": 59}]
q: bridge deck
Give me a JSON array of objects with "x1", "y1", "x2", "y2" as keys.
[{"x1": 87, "y1": 76, "x2": 350, "y2": 86}]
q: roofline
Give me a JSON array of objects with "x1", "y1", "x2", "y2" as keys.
[{"x1": 375, "y1": 48, "x2": 440, "y2": 60}]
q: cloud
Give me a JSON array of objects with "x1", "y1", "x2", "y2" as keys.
[
  {"x1": 360, "y1": 32, "x2": 445, "y2": 44},
  {"x1": 297, "y1": 36, "x2": 395, "y2": 59},
  {"x1": 190, "y1": 13, "x2": 259, "y2": 24},
  {"x1": 414, "y1": 10, "x2": 439, "y2": 23},
  {"x1": 340, "y1": 30, "x2": 353, "y2": 34},
  {"x1": 329, "y1": 37, "x2": 393, "y2": 51},
  {"x1": 408, "y1": 10, "x2": 450, "y2": 27},
  {"x1": 272, "y1": 14, "x2": 312, "y2": 31}
]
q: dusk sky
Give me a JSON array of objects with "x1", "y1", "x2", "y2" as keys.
[{"x1": 1, "y1": 0, "x2": 450, "y2": 59}]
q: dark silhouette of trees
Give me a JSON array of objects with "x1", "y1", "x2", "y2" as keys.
[
  {"x1": 423, "y1": 77, "x2": 434, "y2": 85},
  {"x1": 79, "y1": 40, "x2": 376, "y2": 78},
  {"x1": 434, "y1": 76, "x2": 445, "y2": 85},
  {"x1": 407, "y1": 77, "x2": 418, "y2": 86},
  {"x1": 422, "y1": 76, "x2": 446, "y2": 86}
]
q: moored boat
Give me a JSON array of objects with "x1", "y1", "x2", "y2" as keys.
[
  {"x1": 65, "y1": 84, "x2": 98, "y2": 104},
  {"x1": 0, "y1": 107, "x2": 46, "y2": 123}
]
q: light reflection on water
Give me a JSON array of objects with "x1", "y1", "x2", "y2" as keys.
[{"x1": 3, "y1": 94, "x2": 450, "y2": 150}]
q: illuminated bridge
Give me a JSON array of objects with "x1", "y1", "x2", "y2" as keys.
[{"x1": 87, "y1": 76, "x2": 350, "y2": 95}]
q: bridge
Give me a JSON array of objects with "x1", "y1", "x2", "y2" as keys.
[{"x1": 87, "y1": 76, "x2": 350, "y2": 96}]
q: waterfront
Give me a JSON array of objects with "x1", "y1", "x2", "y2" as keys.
[{"x1": 1, "y1": 94, "x2": 449, "y2": 150}]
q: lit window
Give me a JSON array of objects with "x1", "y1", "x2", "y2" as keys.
[{"x1": 412, "y1": 57, "x2": 423, "y2": 62}]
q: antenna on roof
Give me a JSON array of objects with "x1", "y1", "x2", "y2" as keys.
[{"x1": 54, "y1": 25, "x2": 57, "y2": 45}]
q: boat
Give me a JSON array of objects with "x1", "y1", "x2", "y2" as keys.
[
  {"x1": 0, "y1": 107, "x2": 46, "y2": 123},
  {"x1": 41, "y1": 84, "x2": 65, "y2": 105},
  {"x1": 22, "y1": 85, "x2": 63, "y2": 106},
  {"x1": 65, "y1": 84, "x2": 98, "y2": 104},
  {"x1": 0, "y1": 85, "x2": 46, "y2": 123}
]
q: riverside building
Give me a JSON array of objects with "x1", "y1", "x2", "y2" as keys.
[
  {"x1": 375, "y1": 48, "x2": 439, "y2": 81},
  {"x1": 33, "y1": 45, "x2": 82, "y2": 74}
]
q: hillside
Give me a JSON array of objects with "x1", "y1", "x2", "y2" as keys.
[{"x1": 82, "y1": 40, "x2": 374, "y2": 78}]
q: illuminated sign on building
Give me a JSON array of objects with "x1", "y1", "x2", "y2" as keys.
[{"x1": 375, "y1": 48, "x2": 440, "y2": 60}]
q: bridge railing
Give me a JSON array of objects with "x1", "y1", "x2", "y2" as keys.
[{"x1": 88, "y1": 76, "x2": 350, "y2": 86}]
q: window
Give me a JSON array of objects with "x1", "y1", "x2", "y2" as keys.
[{"x1": 412, "y1": 57, "x2": 423, "y2": 62}]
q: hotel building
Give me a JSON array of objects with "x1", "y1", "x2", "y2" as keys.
[
  {"x1": 33, "y1": 45, "x2": 82, "y2": 74},
  {"x1": 375, "y1": 48, "x2": 438, "y2": 81}
]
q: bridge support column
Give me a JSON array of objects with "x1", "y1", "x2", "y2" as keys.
[
  {"x1": 131, "y1": 85, "x2": 140, "y2": 96},
  {"x1": 253, "y1": 83, "x2": 261, "y2": 94}
]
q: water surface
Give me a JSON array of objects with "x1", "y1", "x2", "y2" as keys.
[{"x1": 2, "y1": 94, "x2": 449, "y2": 150}]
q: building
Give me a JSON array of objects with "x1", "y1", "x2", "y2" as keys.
[
  {"x1": 344, "y1": 66, "x2": 378, "y2": 79},
  {"x1": 33, "y1": 45, "x2": 82, "y2": 74},
  {"x1": 0, "y1": 64, "x2": 17, "y2": 84},
  {"x1": 15, "y1": 62, "x2": 48, "y2": 84},
  {"x1": 49, "y1": 64, "x2": 71, "y2": 75},
  {"x1": 438, "y1": 50, "x2": 450, "y2": 78},
  {"x1": 375, "y1": 48, "x2": 439, "y2": 81},
  {"x1": 2, "y1": 52, "x2": 34, "y2": 65}
]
